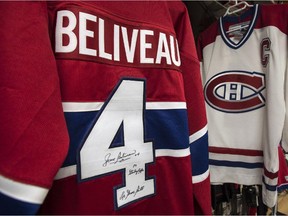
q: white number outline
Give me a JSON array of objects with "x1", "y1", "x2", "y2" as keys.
[{"x1": 77, "y1": 78, "x2": 156, "y2": 209}]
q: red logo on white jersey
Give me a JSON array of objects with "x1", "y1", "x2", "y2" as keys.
[
  {"x1": 204, "y1": 71, "x2": 265, "y2": 113},
  {"x1": 261, "y1": 38, "x2": 271, "y2": 67}
]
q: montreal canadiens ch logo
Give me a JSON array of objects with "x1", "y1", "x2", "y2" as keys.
[{"x1": 204, "y1": 71, "x2": 265, "y2": 113}]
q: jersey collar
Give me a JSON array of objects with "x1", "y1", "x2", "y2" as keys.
[{"x1": 219, "y1": 4, "x2": 259, "y2": 49}]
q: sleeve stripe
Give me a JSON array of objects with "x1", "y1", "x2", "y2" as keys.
[
  {"x1": 0, "y1": 174, "x2": 48, "y2": 204},
  {"x1": 189, "y1": 125, "x2": 208, "y2": 144},
  {"x1": 55, "y1": 165, "x2": 77, "y2": 180},
  {"x1": 192, "y1": 169, "x2": 209, "y2": 184}
]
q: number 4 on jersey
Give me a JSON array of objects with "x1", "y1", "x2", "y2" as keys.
[{"x1": 78, "y1": 78, "x2": 155, "y2": 209}]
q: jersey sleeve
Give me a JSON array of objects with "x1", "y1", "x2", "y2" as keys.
[
  {"x1": 276, "y1": 4, "x2": 288, "y2": 154},
  {"x1": 168, "y1": 2, "x2": 211, "y2": 215},
  {"x1": 0, "y1": 2, "x2": 69, "y2": 214},
  {"x1": 282, "y1": 59, "x2": 288, "y2": 153}
]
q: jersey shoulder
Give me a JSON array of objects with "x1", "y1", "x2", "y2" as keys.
[{"x1": 257, "y1": 4, "x2": 288, "y2": 34}]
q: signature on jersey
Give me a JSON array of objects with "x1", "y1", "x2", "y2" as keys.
[
  {"x1": 119, "y1": 185, "x2": 145, "y2": 201},
  {"x1": 103, "y1": 150, "x2": 140, "y2": 167}
]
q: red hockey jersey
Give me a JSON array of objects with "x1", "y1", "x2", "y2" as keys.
[{"x1": 0, "y1": 1, "x2": 210, "y2": 214}]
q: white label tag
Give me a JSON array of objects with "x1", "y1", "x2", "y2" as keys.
[{"x1": 227, "y1": 21, "x2": 250, "y2": 38}]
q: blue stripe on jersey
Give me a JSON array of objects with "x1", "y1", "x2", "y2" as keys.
[
  {"x1": 262, "y1": 177, "x2": 277, "y2": 192},
  {"x1": 145, "y1": 109, "x2": 189, "y2": 149},
  {"x1": 0, "y1": 192, "x2": 40, "y2": 214},
  {"x1": 209, "y1": 159, "x2": 263, "y2": 169},
  {"x1": 277, "y1": 184, "x2": 288, "y2": 192},
  {"x1": 190, "y1": 132, "x2": 209, "y2": 176},
  {"x1": 63, "y1": 109, "x2": 189, "y2": 167}
]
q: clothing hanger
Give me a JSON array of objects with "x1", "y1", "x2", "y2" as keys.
[
  {"x1": 223, "y1": 0, "x2": 254, "y2": 34},
  {"x1": 224, "y1": 0, "x2": 253, "y2": 16}
]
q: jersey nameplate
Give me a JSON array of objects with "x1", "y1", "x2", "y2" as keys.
[{"x1": 53, "y1": 7, "x2": 181, "y2": 70}]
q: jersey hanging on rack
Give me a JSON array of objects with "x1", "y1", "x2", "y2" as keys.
[
  {"x1": 197, "y1": 3, "x2": 288, "y2": 208},
  {"x1": 0, "y1": 1, "x2": 211, "y2": 215}
]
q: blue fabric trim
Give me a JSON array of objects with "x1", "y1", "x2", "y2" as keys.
[
  {"x1": 209, "y1": 159, "x2": 263, "y2": 169},
  {"x1": 262, "y1": 176, "x2": 277, "y2": 192},
  {"x1": 277, "y1": 184, "x2": 288, "y2": 192},
  {"x1": 0, "y1": 191, "x2": 40, "y2": 214},
  {"x1": 190, "y1": 133, "x2": 209, "y2": 176}
]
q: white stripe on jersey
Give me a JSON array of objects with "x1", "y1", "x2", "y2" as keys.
[
  {"x1": 0, "y1": 174, "x2": 48, "y2": 204},
  {"x1": 62, "y1": 102, "x2": 103, "y2": 112},
  {"x1": 155, "y1": 148, "x2": 190, "y2": 157},
  {"x1": 189, "y1": 125, "x2": 207, "y2": 144},
  {"x1": 62, "y1": 101, "x2": 187, "y2": 112},
  {"x1": 192, "y1": 169, "x2": 210, "y2": 184}
]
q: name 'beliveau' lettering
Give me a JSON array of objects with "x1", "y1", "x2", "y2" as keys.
[{"x1": 54, "y1": 9, "x2": 181, "y2": 69}]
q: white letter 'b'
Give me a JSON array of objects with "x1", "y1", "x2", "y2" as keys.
[{"x1": 55, "y1": 10, "x2": 77, "y2": 53}]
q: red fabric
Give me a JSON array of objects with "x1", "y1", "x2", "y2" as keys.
[
  {"x1": 278, "y1": 146, "x2": 288, "y2": 189},
  {"x1": 0, "y1": 2, "x2": 69, "y2": 188}
]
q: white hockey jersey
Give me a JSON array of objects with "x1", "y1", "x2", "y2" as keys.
[{"x1": 197, "y1": 4, "x2": 288, "y2": 207}]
